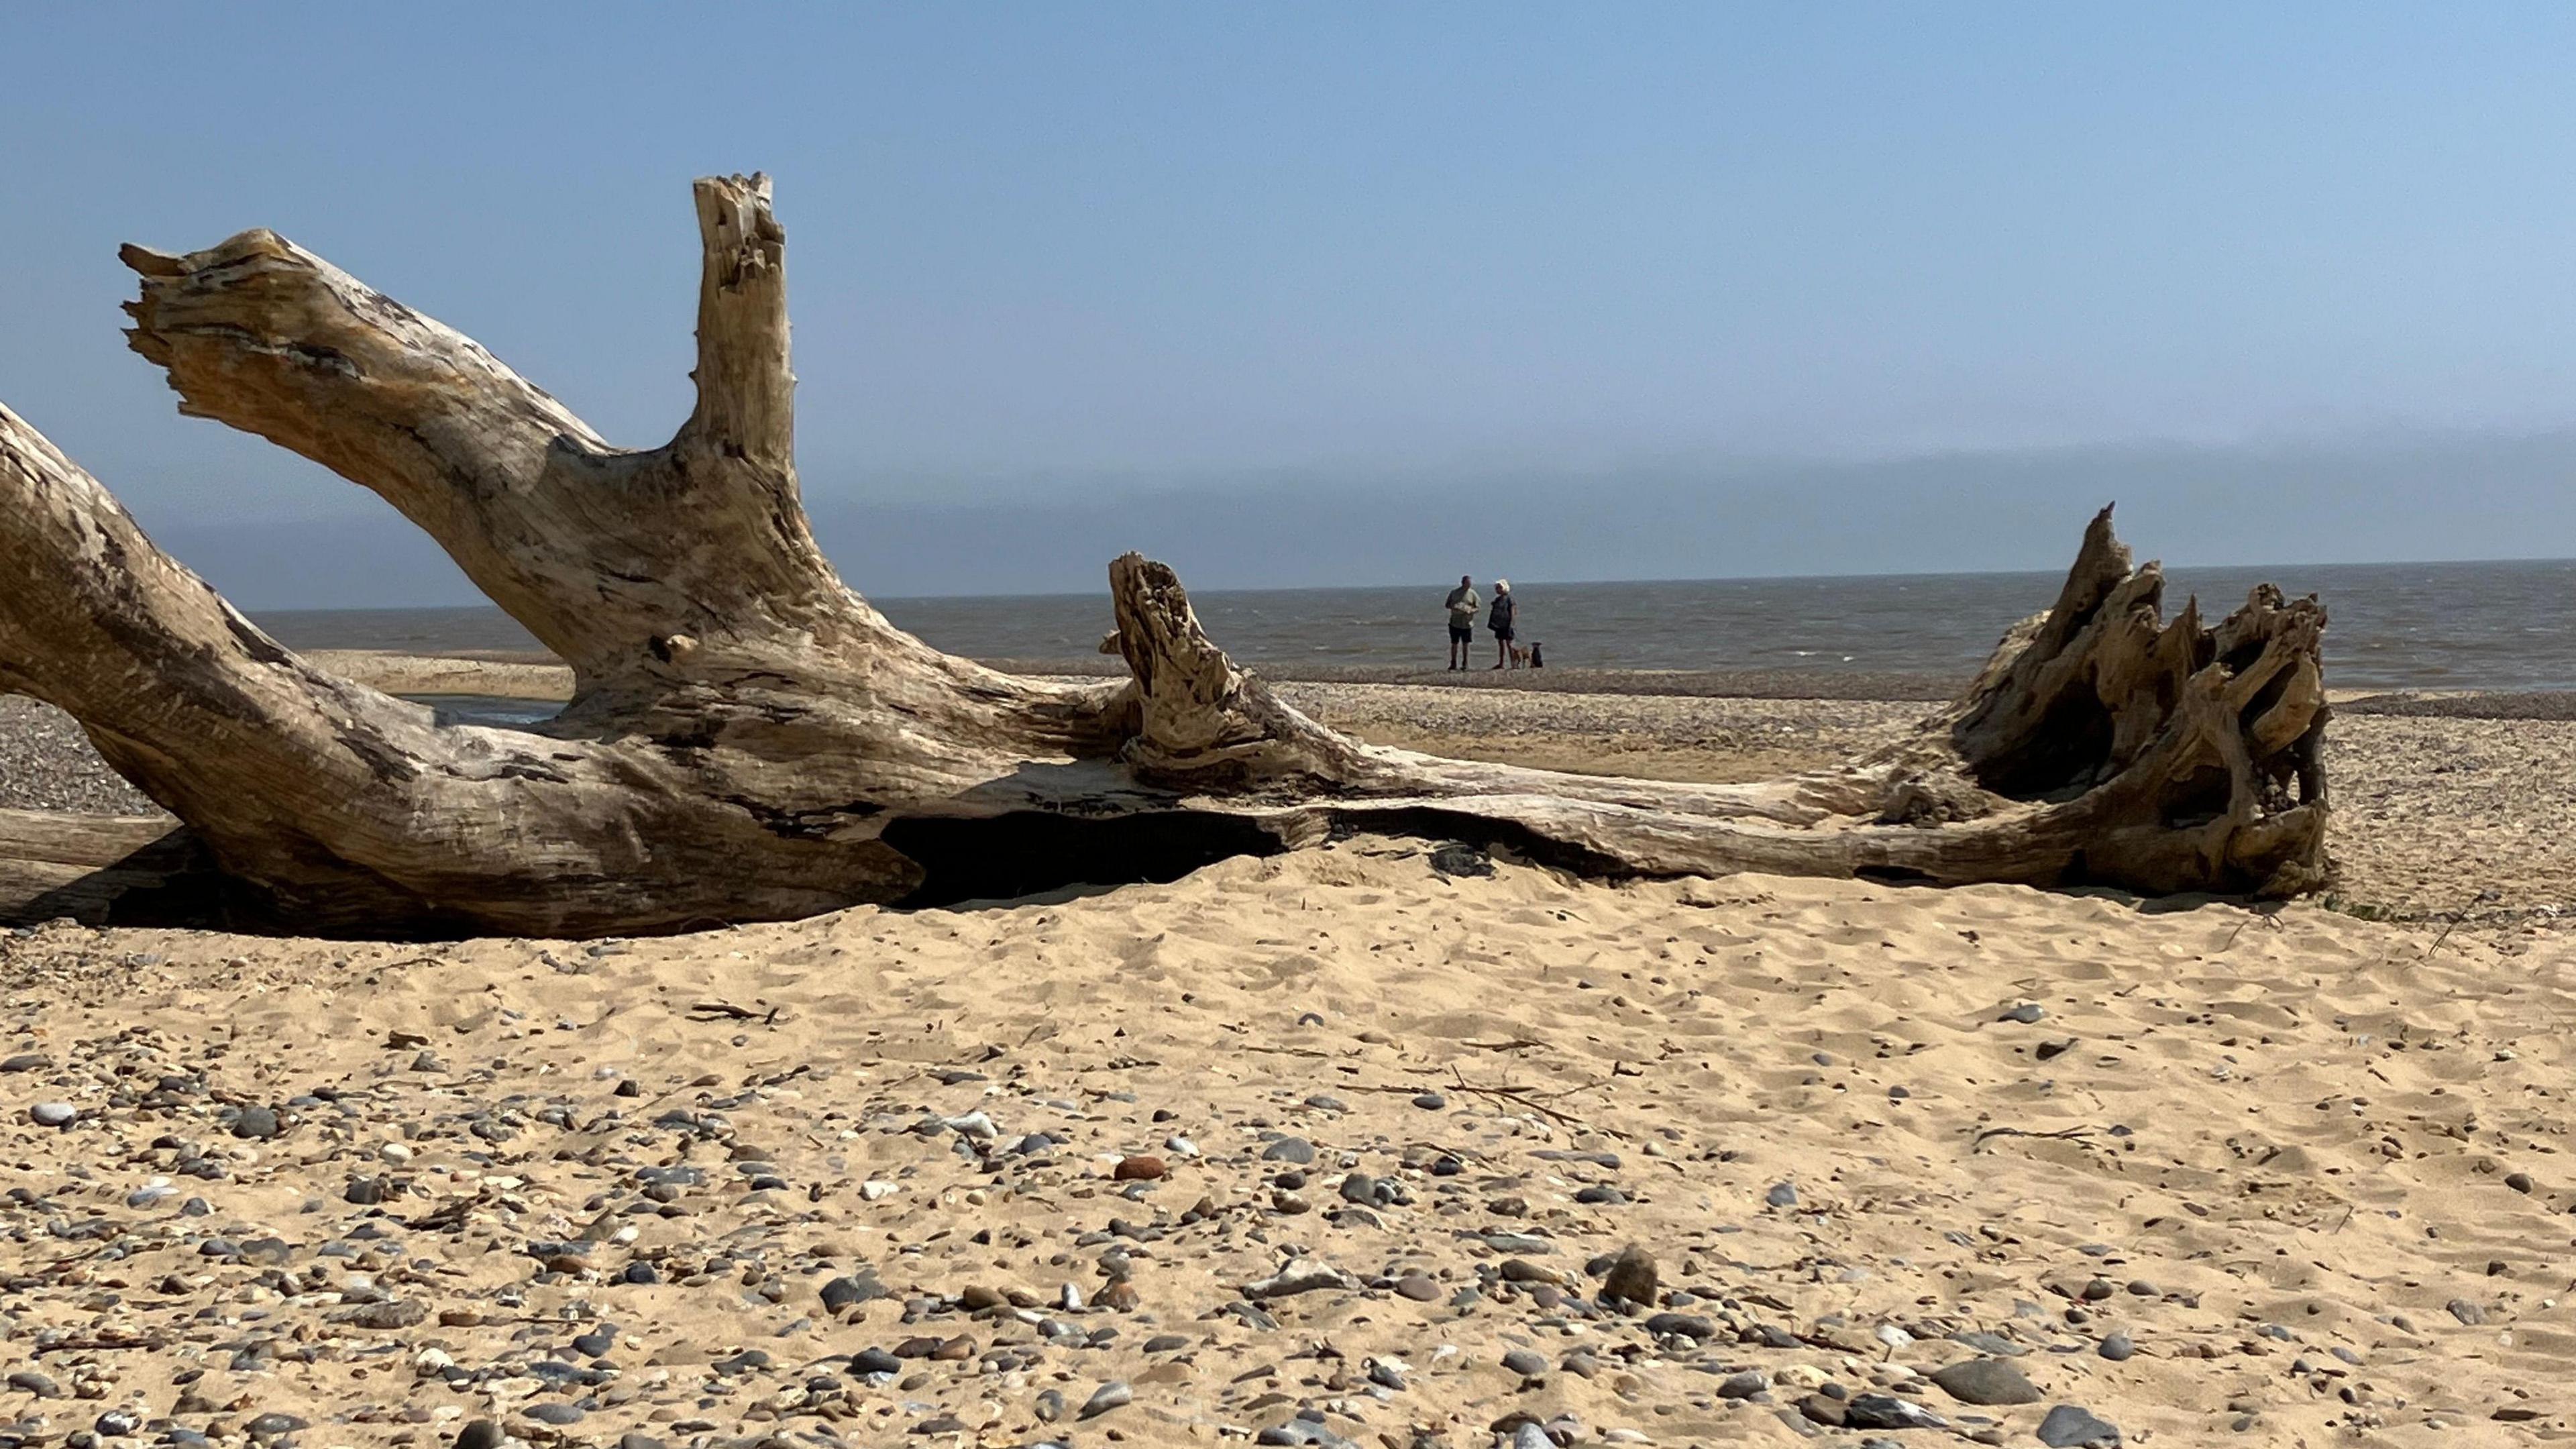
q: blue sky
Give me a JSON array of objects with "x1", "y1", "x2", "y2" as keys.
[{"x1": 5, "y1": 6, "x2": 2576, "y2": 602}]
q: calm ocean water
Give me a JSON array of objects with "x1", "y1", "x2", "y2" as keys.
[{"x1": 254, "y1": 559, "x2": 2576, "y2": 694}]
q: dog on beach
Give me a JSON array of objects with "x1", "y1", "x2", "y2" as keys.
[{"x1": 1508, "y1": 643, "x2": 1533, "y2": 668}]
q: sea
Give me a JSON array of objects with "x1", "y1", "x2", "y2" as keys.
[{"x1": 250, "y1": 558, "x2": 2576, "y2": 696}]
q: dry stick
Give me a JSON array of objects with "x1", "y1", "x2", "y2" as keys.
[
  {"x1": 689, "y1": 1001, "x2": 783, "y2": 1025},
  {"x1": 1970, "y1": 1124, "x2": 2097, "y2": 1149},
  {"x1": 1395, "y1": 1065, "x2": 1631, "y2": 1140},
  {"x1": 1460, "y1": 1038, "x2": 1549, "y2": 1052},
  {"x1": 2424, "y1": 888, "x2": 2499, "y2": 961},
  {"x1": 2220, "y1": 906, "x2": 2284, "y2": 951}
]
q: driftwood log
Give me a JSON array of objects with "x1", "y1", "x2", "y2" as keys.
[{"x1": 0, "y1": 174, "x2": 2330, "y2": 936}]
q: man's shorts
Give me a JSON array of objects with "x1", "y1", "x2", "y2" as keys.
[{"x1": 1448, "y1": 623, "x2": 1474, "y2": 644}]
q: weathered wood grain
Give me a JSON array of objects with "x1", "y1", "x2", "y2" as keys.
[{"x1": 0, "y1": 175, "x2": 2328, "y2": 935}]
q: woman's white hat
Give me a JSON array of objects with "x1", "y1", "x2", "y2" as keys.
[{"x1": 1494, "y1": 578, "x2": 1511, "y2": 592}]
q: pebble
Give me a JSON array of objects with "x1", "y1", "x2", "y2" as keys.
[
  {"x1": 453, "y1": 1424, "x2": 503, "y2": 1449},
  {"x1": 2037, "y1": 1404, "x2": 2123, "y2": 1448},
  {"x1": 1395, "y1": 1275, "x2": 1442, "y2": 1301},
  {"x1": 1765, "y1": 1182, "x2": 1798, "y2": 1208},
  {"x1": 1502, "y1": 1348, "x2": 1548, "y2": 1377},
  {"x1": 2000, "y1": 1002, "x2": 2046, "y2": 1023},
  {"x1": 2098, "y1": 1332, "x2": 2135, "y2": 1361},
  {"x1": 1262, "y1": 1136, "x2": 1317, "y2": 1164},
  {"x1": 1600, "y1": 1242, "x2": 1658, "y2": 1303},
  {"x1": 230, "y1": 1105, "x2": 282, "y2": 1140},
  {"x1": 28, "y1": 1102, "x2": 74, "y2": 1128},
  {"x1": 1844, "y1": 1393, "x2": 1948, "y2": 1430},
  {"x1": 1113, "y1": 1155, "x2": 1168, "y2": 1181},
  {"x1": 1929, "y1": 1357, "x2": 2041, "y2": 1405},
  {"x1": 1643, "y1": 1311, "x2": 1716, "y2": 1340},
  {"x1": 1078, "y1": 1381, "x2": 1132, "y2": 1419},
  {"x1": 1411, "y1": 1091, "x2": 1447, "y2": 1109},
  {"x1": 820, "y1": 1273, "x2": 885, "y2": 1312}
]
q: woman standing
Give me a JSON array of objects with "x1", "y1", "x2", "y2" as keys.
[{"x1": 1488, "y1": 578, "x2": 1517, "y2": 669}]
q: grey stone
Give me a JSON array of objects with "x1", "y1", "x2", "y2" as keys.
[
  {"x1": 1765, "y1": 1182, "x2": 1798, "y2": 1208},
  {"x1": 1078, "y1": 1381, "x2": 1131, "y2": 1419},
  {"x1": 2037, "y1": 1404, "x2": 2123, "y2": 1448},
  {"x1": 1261, "y1": 1137, "x2": 1316, "y2": 1164},
  {"x1": 1928, "y1": 1357, "x2": 2041, "y2": 1406},
  {"x1": 1843, "y1": 1393, "x2": 1947, "y2": 1430},
  {"x1": 2098, "y1": 1332, "x2": 2135, "y2": 1361},
  {"x1": 28, "y1": 1102, "x2": 74, "y2": 1128},
  {"x1": 452, "y1": 1424, "x2": 503, "y2": 1449},
  {"x1": 231, "y1": 1106, "x2": 281, "y2": 1140},
  {"x1": 1254, "y1": 1420, "x2": 1358, "y2": 1447},
  {"x1": 1501, "y1": 1348, "x2": 1546, "y2": 1377},
  {"x1": 1644, "y1": 1311, "x2": 1716, "y2": 1340},
  {"x1": 1717, "y1": 1369, "x2": 1767, "y2": 1399},
  {"x1": 331, "y1": 1299, "x2": 425, "y2": 1330},
  {"x1": 821, "y1": 1273, "x2": 886, "y2": 1311},
  {"x1": 1601, "y1": 1243, "x2": 1657, "y2": 1304}
]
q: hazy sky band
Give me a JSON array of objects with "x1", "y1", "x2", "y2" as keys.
[{"x1": 5, "y1": 5, "x2": 2573, "y2": 602}]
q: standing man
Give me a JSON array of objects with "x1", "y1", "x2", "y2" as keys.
[
  {"x1": 1444, "y1": 575, "x2": 1480, "y2": 670},
  {"x1": 1489, "y1": 578, "x2": 1517, "y2": 669}
]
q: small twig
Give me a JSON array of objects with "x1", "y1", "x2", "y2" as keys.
[
  {"x1": 2424, "y1": 888, "x2": 2498, "y2": 960},
  {"x1": 688, "y1": 1000, "x2": 782, "y2": 1025},
  {"x1": 2220, "y1": 906, "x2": 2284, "y2": 951},
  {"x1": 1461, "y1": 1038, "x2": 1548, "y2": 1053},
  {"x1": 1971, "y1": 1124, "x2": 2096, "y2": 1148}
]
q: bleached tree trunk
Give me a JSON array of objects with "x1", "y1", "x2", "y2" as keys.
[{"x1": 0, "y1": 176, "x2": 2328, "y2": 935}]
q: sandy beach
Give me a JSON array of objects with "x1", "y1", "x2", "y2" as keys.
[{"x1": 0, "y1": 657, "x2": 2571, "y2": 1447}]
